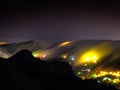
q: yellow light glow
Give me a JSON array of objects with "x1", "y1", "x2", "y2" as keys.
[
  {"x1": 113, "y1": 78, "x2": 120, "y2": 84},
  {"x1": 0, "y1": 42, "x2": 7, "y2": 45},
  {"x1": 75, "y1": 42, "x2": 114, "y2": 66},
  {"x1": 59, "y1": 41, "x2": 72, "y2": 47},
  {"x1": 76, "y1": 51, "x2": 99, "y2": 65},
  {"x1": 97, "y1": 71, "x2": 120, "y2": 78},
  {"x1": 78, "y1": 72, "x2": 81, "y2": 75},
  {"x1": 32, "y1": 50, "x2": 46, "y2": 59},
  {"x1": 90, "y1": 70, "x2": 120, "y2": 84},
  {"x1": 61, "y1": 54, "x2": 68, "y2": 59},
  {"x1": 32, "y1": 50, "x2": 41, "y2": 57}
]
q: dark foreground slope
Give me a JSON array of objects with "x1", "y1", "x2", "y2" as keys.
[{"x1": 0, "y1": 50, "x2": 117, "y2": 90}]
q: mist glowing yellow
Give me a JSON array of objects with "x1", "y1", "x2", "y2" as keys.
[
  {"x1": 59, "y1": 41, "x2": 72, "y2": 47},
  {"x1": 75, "y1": 42, "x2": 114, "y2": 66}
]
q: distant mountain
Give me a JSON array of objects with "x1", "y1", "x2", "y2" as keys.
[
  {"x1": 0, "y1": 40, "x2": 120, "y2": 59},
  {"x1": 0, "y1": 40, "x2": 60, "y2": 58},
  {"x1": 1, "y1": 40, "x2": 120, "y2": 89},
  {"x1": 0, "y1": 49, "x2": 117, "y2": 90}
]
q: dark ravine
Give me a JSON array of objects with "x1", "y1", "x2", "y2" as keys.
[{"x1": 0, "y1": 49, "x2": 117, "y2": 90}]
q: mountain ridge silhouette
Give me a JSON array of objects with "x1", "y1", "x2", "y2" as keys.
[{"x1": 0, "y1": 49, "x2": 117, "y2": 90}]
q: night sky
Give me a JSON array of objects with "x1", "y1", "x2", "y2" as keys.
[{"x1": 1, "y1": 1, "x2": 120, "y2": 43}]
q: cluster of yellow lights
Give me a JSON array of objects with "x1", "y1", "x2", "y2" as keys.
[
  {"x1": 97, "y1": 71, "x2": 120, "y2": 78},
  {"x1": 95, "y1": 71, "x2": 120, "y2": 84},
  {"x1": 112, "y1": 78, "x2": 120, "y2": 84},
  {"x1": 59, "y1": 41, "x2": 72, "y2": 47},
  {"x1": 102, "y1": 77, "x2": 120, "y2": 84}
]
